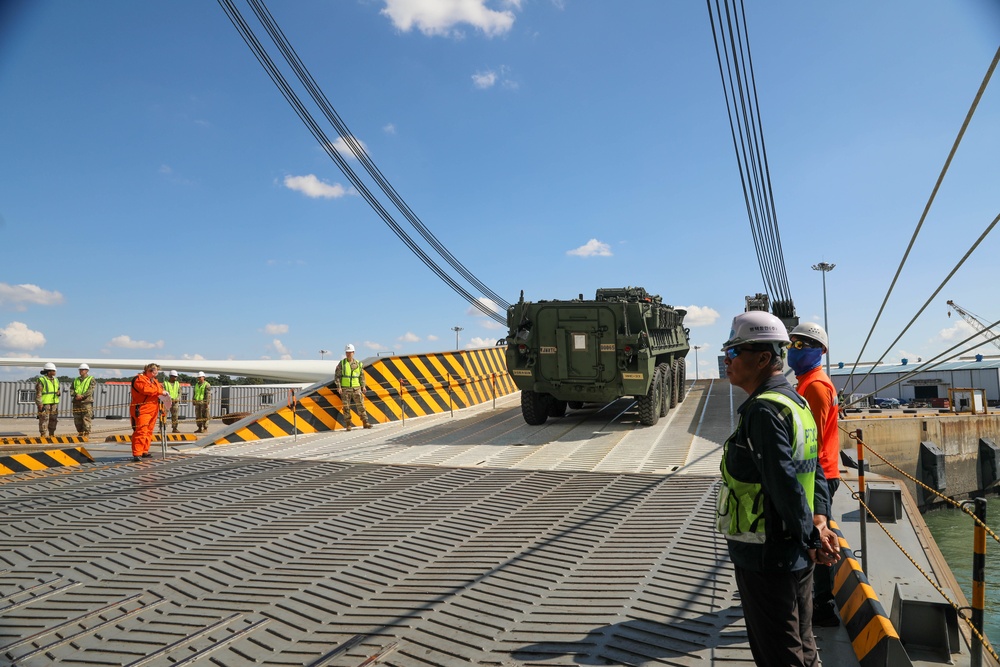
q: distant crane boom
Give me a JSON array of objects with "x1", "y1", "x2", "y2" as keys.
[{"x1": 946, "y1": 300, "x2": 1000, "y2": 352}]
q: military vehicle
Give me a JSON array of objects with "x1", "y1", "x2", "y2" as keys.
[{"x1": 504, "y1": 287, "x2": 691, "y2": 426}]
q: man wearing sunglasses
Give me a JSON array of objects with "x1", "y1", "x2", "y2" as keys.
[
  {"x1": 717, "y1": 310, "x2": 837, "y2": 667},
  {"x1": 789, "y1": 322, "x2": 841, "y2": 628}
]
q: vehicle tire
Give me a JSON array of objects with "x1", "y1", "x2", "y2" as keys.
[
  {"x1": 638, "y1": 367, "x2": 662, "y2": 426},
  {"x1": 657, "y1": 363, "x2": 671, "y2": 417},
  {"x1": 568, "y1": 401, "x2": 584, "y2": 410},
  {"x1": 521, "y1": 390, "x2": 549, "y2": 425},
  {"x1": 548, "y1": 399, "x2": 568, "y2": 418},
  {"x1": 675, "y1": 358, "x2": 687, "y2": 404}
]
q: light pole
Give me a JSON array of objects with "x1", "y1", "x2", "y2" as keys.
[
  {"x1": 319, "y1": 349, "x2": 330, "y2": 360},
  {"x1": 811, "y1": 262, "x2": 835, "y2": 377},
  {"x1": 451, "y1": 326, "x2": 464, "y2": 350},
  {"x1": 692, "y1": 345, "x2": 703, "y2": 381}
]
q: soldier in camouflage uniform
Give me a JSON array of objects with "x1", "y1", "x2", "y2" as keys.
[
  {"x1": 36, "y1": 362, "x2": 60, "y2": 437},
  {"x1": 335, "y1": 344, "x2": 372, "y2": 431},
  {"x1": 163, "y1": 370, "x2": 182, "y2": 433},
  {"x1": 193, "y1": 372, "x2": 211, "y2": 433},
  {"x1": 72, "y1": 363, "x2": 96, "y2": 437}
]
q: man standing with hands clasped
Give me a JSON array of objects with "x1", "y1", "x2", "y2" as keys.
[
  {"x1": 72, "y1": 363, "x2": 95, "y2": 438},
  {"x1": 789, "y1": 321, "x2": 842, "y2": 627},
  {"x1": 336, "y1": 344, "x2": 372, "y2": 431},
  {"x1": 717, "y1": 311, "x2": 841, "y2": 667}
]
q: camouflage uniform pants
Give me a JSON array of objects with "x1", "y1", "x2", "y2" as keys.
[
  {"x1": 169, "y1": 402, "x2": 180, "y2": 431},
  {"x1": 73, "y1": 400, "x2": 93, "y2": 436},
  {"x1": 194, "y1": 402, "x2": 209, "y2": 431},
  {"x1": 340, "y1": 387, "x2": 369, "y2": 426},
  {"x1": 37, "y1": 404, "x2": 58, "y2": 437}
]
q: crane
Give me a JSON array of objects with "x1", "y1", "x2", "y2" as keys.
[{"x1": 946, "y1": 300, "x2": 1000, "y2": 353}]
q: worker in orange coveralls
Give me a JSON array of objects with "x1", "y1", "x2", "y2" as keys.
[{"x1": 130, "y1": 362, "x2": 167, "y2": 462}]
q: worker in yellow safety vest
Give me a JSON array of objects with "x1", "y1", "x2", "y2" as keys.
[
  {"x1": 164, "y1": 370, "x2": 182, "y2": 433},
  {"x1": 36, "y1": 362, "x2": 61, "y2": 437},
  {"x1": 335, "y1": 344, "x2": 372, "y2": 431},
  {"x1": 72, "y1": 363, "x2": 95, "y2": 437}
]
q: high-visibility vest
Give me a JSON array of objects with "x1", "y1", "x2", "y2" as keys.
[
  {"x1": 73, "y1": 375, "x2": 94, "y2": 397},
  {"x1": 164, "y1": 380, "x2": 181, "y2": 401},
  {"x1": 194, "y1": 382, "x2": 210, "y2": 401},
  {"x1": 38, "y1": 375, "x2": 60, "y2": 405},
  {"x1": 717, "y1": 390, "x2": 818, "y2": 543},
  {"x1": 340, "y1": 359, "x2": 363, "y2": 388}
]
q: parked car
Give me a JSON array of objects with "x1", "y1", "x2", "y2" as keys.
[{"x1": 872, "y1": 397, "x2": 901, "y2": 409}]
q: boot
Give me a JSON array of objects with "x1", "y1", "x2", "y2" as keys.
[
  {"x1": 345, "y1": 424, "x2": 352, "y2": 432},
  {"x1": 363, "y1": 422, "x2": 373, "y2": 429}
]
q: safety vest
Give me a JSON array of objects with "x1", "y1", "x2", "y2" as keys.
[
  {"x1": 38, "y1": 375, "x2": 60, "y2": 405},
  {"x1": 73, "y1": 375, "x2": 94, "y2": 397},
  {"x1": 164, "y1": 380, "x2": 181, "y2": 401},
  {"x1": 717, "y1": 390, "x2": 818, "y2": 544},
  {"x1": 340, "y1": 359, "x2": 363, "y2": 388},
  {"x1": 194, "y1": 382, "x2": 210, "y2": 401}
]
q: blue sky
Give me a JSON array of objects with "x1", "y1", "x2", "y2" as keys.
[{"x1": 1, "y1": 0, "x2": 999, "y2": 380}]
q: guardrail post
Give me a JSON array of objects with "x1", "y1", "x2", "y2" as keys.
[
  {"x1": 448, "y1": 374, "x2": 454, "y2": 418},
  {"x1": 972, "y1": 496, "x2": 987, "y2": 667},
  {"x1": 856, "y1": 428, "x2": 869, "y2": 575}
]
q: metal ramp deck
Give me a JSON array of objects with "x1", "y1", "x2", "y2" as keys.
[{"x1": 1, "y1": 380, "x2": 860, "y2": 666}]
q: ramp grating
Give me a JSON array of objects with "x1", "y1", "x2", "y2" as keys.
[{"x1": 0, "y1": 454, "x2": 750, "y2": 665}]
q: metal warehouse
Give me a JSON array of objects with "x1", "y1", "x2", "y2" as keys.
[{"x1": 830, "y1": 356, "x2": 1000, "y2": 407}]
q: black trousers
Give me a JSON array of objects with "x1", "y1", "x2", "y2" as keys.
[{"x1": 735, "y1": 564, "x2": 818, "y2": 667}]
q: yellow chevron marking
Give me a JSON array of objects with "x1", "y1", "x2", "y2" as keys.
[{"x1": 10, "y1": 454, "x2": 48, "y2": 471}]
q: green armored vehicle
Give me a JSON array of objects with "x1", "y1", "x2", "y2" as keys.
[{"x1": 505, "y1": 287, "x2": 691, "y2": 426}]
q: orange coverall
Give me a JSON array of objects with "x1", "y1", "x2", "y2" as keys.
[{"x1": 131, "y1": 374, "x2": 164, "y2": 457}]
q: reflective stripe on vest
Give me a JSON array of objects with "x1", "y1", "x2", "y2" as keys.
[
  {"x1": 73, "y1": 375, "x2": 94, "y2": 396},
  {"x1": 340, "y1": 359, "x2": 363, "y2": 388},
  {"x1": 164, "y1": 380, "x2": 181, "y2": 400},
  {"x1": 38, "y1": 375, "x2": 60, "y2": 405},
  {"x1": 194, "y1": 382, "x2": 209, "y2": 401},
  {"x1": 717, "y1": 389, "x2": 818, "y2": 543}
]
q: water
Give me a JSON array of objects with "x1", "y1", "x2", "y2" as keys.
[{"x1": 922, "y1": 496, "x2": 1000, "y2": 647}]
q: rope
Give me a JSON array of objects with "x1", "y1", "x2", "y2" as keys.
[
  {"x1": 846, "y1": 481, "x2": 999, "y2": 662},
  {"x1": 845, "y1": 428, "x2": 1000, "y2": 545}
]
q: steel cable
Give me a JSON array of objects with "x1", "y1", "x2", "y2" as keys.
[{"x1": 217, "y1": 0, "x2": 506, "y2": 325}]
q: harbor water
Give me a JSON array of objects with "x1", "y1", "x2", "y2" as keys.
[{"x1": 923, "y1": 496, "x2": 1000, "y2": 649}]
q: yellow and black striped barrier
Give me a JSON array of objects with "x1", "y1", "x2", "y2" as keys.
[
  {"x1": 214, "y1": 347, "x2": 517, "y2": 446},
  {"x1": 0, "y1": 435, "x2": 89, "y2": 446},
  {"x1": 0, "y1": 446, "x2": 94, "y2": 476},
  {"x1": 102, "y1": 433, "x2": 200, "y2": 443},
  {"x1": 829, "y1": 519, "x2": 911, "y2": 666}
]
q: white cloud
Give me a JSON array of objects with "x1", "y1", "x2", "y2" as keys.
[
  {"x1": 0, "y1": 283, "x2": 65, "y2": 310},
  {"x1": 466, "y1": 297, "x2": 503, "y2": 317},
  {"x1": 938, "y1": 319, "x2": 975, "y2": 342},
  {"x1": 109, "y1": 335, "x2": 164, "y2": 350},
  {"x1": 465, "y1": 336, "x2": 493, "y2": 348},
  {"x1": 330, "y1": 135, "x2": 367, "y2": 159},
  {"x1": 381, "y1": 0, "x2": 518, "y2": 37},
  {"x1": 283, "y1": 174, "x2": 352, "y2": 199},
  {"x1": 0, "y1": 321, "x2": 46, "y2": 350},
  {"x1": 472, "y1": 70, "x2": 497, "y2": 89},
  {"x1": 383, "y1": 123, "x2": 396, "y2": 135},
  {"x1": 683, "y1": 305, "x2": 721, "y2": 327},
  {"x1": 272, "y1": 339, "x2": 292, "y2": 360},
  {"x1": 427, "y1": 334, "x2": 439, "y2": 341},
  {"x1": 398, "y1": 332, "x2": 420, "y2": 342},
  {"x1": 264, "y1": 323, "x2": 289, "y2": 335},
  {"x1": 567, "y1": 239, "x2": 612, "y2": 257},
  {"x1": 182, "y1": 353, "x2": 205, "y2": 360},
  {"x1": 364, "y1": 340, "x2": 389, "y2": 351}
]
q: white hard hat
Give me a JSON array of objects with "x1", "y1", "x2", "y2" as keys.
[
  {"x1": 169, "y1": 370, "x2": 179, "y2": 376},
  {"x1": 79, "y1": 363, "x2": 90, "y2": 370},
  {"x1": 790, "y1": 321, "x2": 829, "y2": 351},
  {"x1": 345, "y1": 344, "x2": 355, "y2": 353},
  {"x1": 197, "y1": 371, "x2": 206, "y2": 378},
  {"x1": 721, "y1": 311, "x2": 790, "y2": 351},
  {"x1": 43, "y1": 362, "x2": 57, "y2": 371}
]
